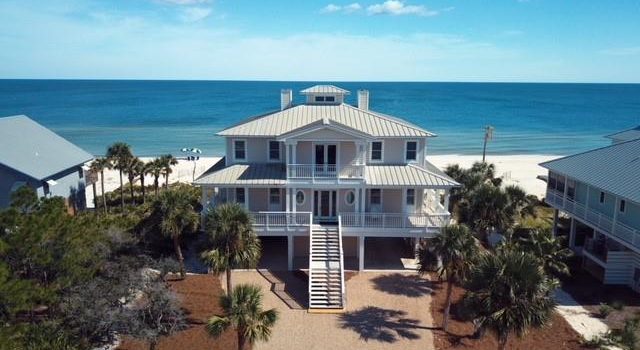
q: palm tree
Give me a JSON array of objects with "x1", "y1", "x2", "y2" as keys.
[
  {"x1": 154, "y1": 186, "x2": 200, "y2": 278},
  {"x1": 136, "y1": 160, "x2": 152, "y2": 203},
  {"x1": 202, "y1": 203, "x2": 261, "y2": 293},
  {"x1": 90, "y1": 157, "x2": 111, "y2": 214},
  {"x1": 149, "y1": 158, "x2": 163, "y2": 196},
  {"x1": 106, "y1": 142, "x2": 133, "y2": 211},
  {"x1": 206, "y1": 284, "x2": 277, "y2": 350},
  {"x1": 463, "y1": 249, "x2": 557, "y2": 350},
  {"x1": 418, "y1": 224, "x2": 479, "y2": 332},
  {"x1": 518, "y1": 228, "x2": 572, "y2": 277},
  {"x1": 159, "y1": 154, "x2": 178, "y2": 189},
  {"x1": 126, "y1": 157, "x2": 144, "y2": 205}
]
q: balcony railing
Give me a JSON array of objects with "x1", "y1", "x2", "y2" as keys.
[
  {"x1": 251, "y1": 212, "x2": 312, "y2": 229},
  {"x1": 286, "y1": 164, "x2": 364, "y2": 181},
  {"x1": 340, "y1": 212, "x2": 450, "y2": 229},
  {"x1": 546, "y1": 190, "x2": 640, "y2": 248},
  {"x1": 249, "y1": 211, "x2": 450, "y2": 231}
]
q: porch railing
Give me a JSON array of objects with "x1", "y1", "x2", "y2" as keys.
[
  {"x1": 286, "y1": 164, "x2": 364, "y2": 180},
  {"x1": 546, "y1": 190, "x2": 640, "y2": 248},
  {"x1": 251, "y1": 211, "x2": 312, "y2": 229},
  {"x1": 340, "y1": 212, "x2": 450, "y2": 229}
]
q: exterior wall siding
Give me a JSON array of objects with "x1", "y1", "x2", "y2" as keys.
[
  {"x1": 603, "y1": 251, "x2": 634, "y2": 285},
  {"x1": 0, "y1": 164, "x2": 85, "y2": 209},
  {"x1": 618, "y1": 201, "x2": 640, "y2": 229},
  {"x1": 226, "y1": 137, "x2": 284, "y2": 165}
]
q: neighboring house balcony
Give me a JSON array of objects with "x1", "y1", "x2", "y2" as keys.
[{"x1": 546, "y1": 189, "x2": 640, "y2": 249}]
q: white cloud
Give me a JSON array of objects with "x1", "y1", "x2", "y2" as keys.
[
  {"x1": 344, "y1": 3, "x2": 362, "y2": 13},
  {"x1": 366, "y1": 1, "x2": 439, "y2": 16},
  {"x1": 179, "y1": 6, "x2": 212, "y2": 22},
  {"x1": 321, "y1": 3, "x2": 362, "y2": 14},
  {"x1": 599, "y1": 46, "x2": 640, "y2": 56},
  {"x1": 321, "y1": 4, "x2": 342, "y2": 13}
]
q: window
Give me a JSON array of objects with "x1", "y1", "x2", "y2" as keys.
[
  {"x1": 370, "y1": 189, "x2": 381, "y2": 205},
  {"x1": 325, "y1": 96, "x2": 335, "y2": 102},
  {"x1": 296, "y1": 190, "x2": 305, "y2": 205},
  {"x1": 370, "y1": 141, "x2": 383, "y2": 161},
  {"x1": 345, "y1": 190, "x2": 356, "y2": 206},
  {"x1": 599, "y1": 191, "x2": 605, "y2": 204},
  {"x1": 405, "y1": 141, "x2": 418, "y2": 161},
  {"x1": 268, "y1": 141, "x2": 280, "y2": 160},
  {"x1": 234, "y1": 140, "x2": 246, "y2": 160},
  {"x1": 235, "y1": 188, "x2": 245, "y2": 204},
  {"x1": 315, "y1": 96, "x2": 325, "y2": 102},
  {"x1": 620, "y1": 200, "x2": 626, "y2": 213},
  {"x1": 269, "y1": 188, "x2": 281, "y2": 205},
  {"x1": 567, "y1": 180, "x2": 575, "y2": 200},
  {"x1": 548, "y1": 173, "x2": 557, "y2": 190},
  {"x1": 406, "y1": 189, "x2": 415, "y2": 206},
  {"x1": 557, "y1": 176, "x2": 565, "y2": 194},
  {"x1": 78, "y1": 168, "x2": 84, "y2": 178}
]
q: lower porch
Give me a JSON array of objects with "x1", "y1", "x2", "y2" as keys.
[{"x1": 256, "y1": 236, "x2": 419, "y2": 271}]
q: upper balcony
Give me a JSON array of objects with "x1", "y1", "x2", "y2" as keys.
[
  {"x1": 546, "y1": 189, "x2": 640, "y2": 249},
  {"x1": 286, "y1": 164, "x2": 364, "y2": 183}
]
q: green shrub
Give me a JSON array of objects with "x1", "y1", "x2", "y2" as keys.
[
  {"x1": 582, "y1": 335, "x2": 609, "y2": 349},
  {"x1": 599, "y1": 303, "x2": 613, "y2": 318},
  {"x1": 610, "y1": 300, "x2": 626, "y2": 311}
]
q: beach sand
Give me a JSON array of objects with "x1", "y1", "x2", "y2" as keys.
[
  {"x1": 428, "y1": 154, "x2": 557, "y2": 198},
  {"x1": 86, "y1": 154, "x2": 556, "y2": 207}
]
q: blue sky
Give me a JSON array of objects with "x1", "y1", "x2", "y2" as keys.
[{"x1": 1, "y1": 0, "x2": 639, "y2": 82}]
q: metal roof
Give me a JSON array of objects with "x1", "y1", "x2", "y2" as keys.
[
  {"x1": 194, "y1": 163, "x2": 287, "y2": 186},
  {"x1": 0, "y1": 115, "x2": 94, "y2": 180},
  {"x1": 217, "y1": 104, "x2": 434, "y2": 138},
  {"x1": 540, "y1": 138, "x2": 640, "y2": 204},
  {"x1": 300, "y1": 85, "x2": 350, "y2": 95},
  {"x1": 365, "y1": 163, "x2": 459, "y2": 188},
  {"x1": 605, "y1": 126, "x2": 640, "y2": 143}
]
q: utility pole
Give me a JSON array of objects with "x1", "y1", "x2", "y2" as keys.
[{"x1": 482, "y1": 125, "x2": 494, "y2": 162}]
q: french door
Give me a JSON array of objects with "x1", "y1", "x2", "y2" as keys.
[
  {"x1": 313, "y1": 190, "x2": 337, "y2": 219},
  {"x1": 314, "y1": 144, "x2": 337, "y2": 177}
]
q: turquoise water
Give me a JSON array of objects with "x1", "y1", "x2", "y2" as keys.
[{"x1": 0, "y1": 80, "x2": 639, "y2": 157}]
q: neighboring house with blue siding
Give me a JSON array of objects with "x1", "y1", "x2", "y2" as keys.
[
  {"x1": 540, "y1": 134, "x2": 640, "y2": 292},
  {"x1": 0, "y1": 115, "x2": 93, "y2": 211}
]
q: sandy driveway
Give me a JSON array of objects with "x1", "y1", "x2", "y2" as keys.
[{"x1": 233, "y1": 271, "x2": 436, "y2": 350}]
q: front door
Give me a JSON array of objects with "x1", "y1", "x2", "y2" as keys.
[
  {"x1": 314, "y1": 144, "x2": 337, "y2": 176},
  {"x1": 314, "y1": 190, "x2": 337, "y2": 220}
]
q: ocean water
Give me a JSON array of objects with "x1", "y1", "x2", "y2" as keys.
[{"x1": 0, "y1": 80, "x2": 639, "y2": 157}]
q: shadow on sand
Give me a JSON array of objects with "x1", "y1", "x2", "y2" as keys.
[
  {"x1": 370, "y1": 273, "x2": 438, "y2": 298},
  {"x1": 339, "y1": 306, "x2": 434, "y2": 343},
  {"x1": 257, "y1": 269, "x2": 309, "y2": 309}
]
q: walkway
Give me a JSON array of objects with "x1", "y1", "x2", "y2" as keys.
[
  {"x1": 555, "y1": 288, "x2": 618, "y2": 347},
  {"x1": 234, "y1": 271, "x2": 436, "y2": 350}
]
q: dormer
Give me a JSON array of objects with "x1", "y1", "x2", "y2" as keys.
[{"x1": 300, "y1": 85, "x2": 350, "y2": 105}]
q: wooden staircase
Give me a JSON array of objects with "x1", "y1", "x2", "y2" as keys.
[{"x1": 308, "y1": 218, "x2": 345, "y2": 312}]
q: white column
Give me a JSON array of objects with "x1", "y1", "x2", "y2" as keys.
[
  {"x1": 552, "y1": 209, "x2": 559, "y2": 236},
  {"x1": 244, "y1": 187, "x2": 249, "y2": 210},
  {"x1": 443, "y1": 188, "x2": 450, "y2": 212},
  {"x1": 287, "y1": 235, "x2": 294, "y2": 271},
  {"x1": 613, "y1": 195, "x2": 619, "y2": 235},
  {"x1": 354, "y1": 188, "x2": 360, "y2": 213},
  {"x1": 358, "y1": 235, "x2": 365, "y2": 271},
  {"x1": 292, "y1": 141, "x2": 297, "y2": 164},
  {"x1": 562, "y1": 176, "x2": 568, "y2": 208},
  {"x1": 569, "y1": 218, "x2": 576, "y2": 248},
  {"x1": 292, "y1": 188, "x2": 297, "y2": 213},
  {"x1": 285, "y1": 188, "x2": 291, "y2": 212}
]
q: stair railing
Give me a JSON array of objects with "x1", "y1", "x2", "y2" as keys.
[{"x1": 338, "y1": 215, "x2": 346, "y2": 309}]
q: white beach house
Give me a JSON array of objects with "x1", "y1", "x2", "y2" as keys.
[
  {"x1": 541, "y1": 129, "x2": 640, "y2": 292},
  {"x1": 195, "y1": 85, "x2": 458, "y2": 310}
]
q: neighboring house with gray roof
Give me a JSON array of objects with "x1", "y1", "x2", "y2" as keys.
[
  {"x1": 0, "y1": 115, "x2": 93, "y2": 210},
  {"x1": 195, "y1": 85, "x2": 458, "y2": 311},
  {"x1": 605, "y1": 125, "x2": 640, "y2": 144},
  {"x1": 540, "y1": 137, "x2": 640, "y2": 292}
]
